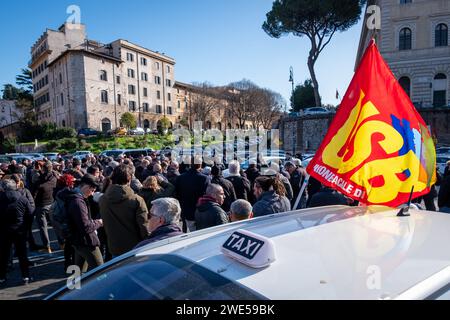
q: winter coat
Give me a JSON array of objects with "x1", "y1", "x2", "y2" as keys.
[
  {"x1": 99, "y1": 184, "x2": 149, "y2": 256},
  {"x1": 139, "y1": 181, "x2": 175, "y2": 210},
  {"x1": 134, "y1": 224, "x2": 183, "y2": 249},
  {"x1": 34, "y1": 171, "x2": 58, "y2": 207},
  {"x1": 0, "y1": 189, "x2": 34, "y2": 232},
  {"x1": 58, "y1": 188, "x2": 102, "y2": 248},
  {"x1": 194, "y1": 195, "x2": 229, "y2": 230},
  {"x1": 308, "y1": 187, "x2": 348, "y2": 208},
  {"x1": 175, "y1": 169, "x2": 209, "y2": 221},
  {"x1": 253, "y1": 190, "x2": 291, "y2": 217},
  {"x1": 211, "y1": 176, "x2": 237, "y2": 212},
  {"x1": 226, "y1": 175, "x2": 251, "y2": 201}
]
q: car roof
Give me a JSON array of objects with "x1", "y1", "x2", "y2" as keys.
[{"x1": 133, "y1": 206, "x2": 450, "y2": 300}]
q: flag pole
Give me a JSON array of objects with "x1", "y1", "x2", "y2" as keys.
[{"x1": 293, "y1": 174, "x2": 310, "y2": 210}]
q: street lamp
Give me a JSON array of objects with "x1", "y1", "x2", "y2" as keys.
[{"x1": 289, "y1": 66, "x2": 294, "y2": 114}]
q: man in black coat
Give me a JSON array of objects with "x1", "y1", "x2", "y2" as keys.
[
  {"x1": 210, "y1": 166, "x2": 236, "y2": 212},
  {"x1": 195, "y1": 184, "x2": 228, "y2": 231},
  {"x1": 285, "y1": 160, "x2": 307, "y2": 209},
  {"x1": 226, "y1": 161, "x2": 251, "y2": 201},
  {"x1": 175, "y1": 161, "x2": 209, "y2": 232},
  {"x1": 308, "y1": 186, "x2": 349, "y2": 208},
  {"x1": 34, "y1": 161, "x2": 58, "y2": 253},
  {"x1": 0, "y1": 179, "x2": 35, "y2": 284}
]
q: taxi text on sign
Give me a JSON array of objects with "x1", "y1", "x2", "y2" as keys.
[{"x1": 306, "y1": 40, "x2": 436, "y2": 207}]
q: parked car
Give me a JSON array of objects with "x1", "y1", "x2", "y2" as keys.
[
  {"x1": 110, "y1": 127, "x2": 128, "y2": 136},
  {"x1": 43, "y1": 153, "x2": 60, "y2": 161},
  {"x1": 436, "y1": 147, "x2": 450, "y2": 156},
  {"x1": 437, "y1": 156, "x2": 450, "y2": 174},
  {"x1": 123, "y1": 149, "x2": 150, "y2": 159},
  {"x1": 99, "y1": 149, "x2": 126, "y2": 159},
  {"x1": 128, "y1": 127, "x2": 145, "y2": 135},
  {"x1": 0, "y1": 155, "x2": 13, "y2": 164},
  {"x1": 73, "y1": 151, "x2": 94, "y2": 160},
  {"x1": 302, "y1": 107, "x2": 333, "y2": 116},
  {"x1": 78, "y1": 128, "x2": 100, "y2": 137},
  {"x1": 24, "y1": 153, "x2": 45, "y2": 161},
  {"x1": 47, "y1": 205, "x2": 450, "y2": 300}
]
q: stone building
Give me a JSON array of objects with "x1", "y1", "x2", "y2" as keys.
[
  {"x1": 357, "y1": 0, "x2": 450, "y2": 144},
  {"x1": 29, "y1": 23, "x2": 178, "y2": 132}
]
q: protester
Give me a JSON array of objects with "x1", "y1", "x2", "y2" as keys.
[
  {"x1": 226, "y1": 161, "x2": 251, "y2": 201},
  {"x1": 175, "y1": 158, "x2": 209, "y2": 232},
  {"x1": 0, "y1": 179, "x2": 35, "y2": 285},
  {"x1": 195, "y1": 184, "x2": 228, "y2": 230},
  {"x1": 134, "y1": 198, "x2": 183, "y2": 249},
  {"x1": 307, "y1": 186, "x2": 349, "y2": 208},
  {"x1": 252, "y1": 176, "x2": 291, "y2": 217},
  {"x1": 229, "y1": 199, "x2": 253, "y2": 222},
  {"x1": 211, "y1": 165, "x2": 236, "y2": 212},
  {"x1": 139, "y1": 176, "x2": 175, "y2": 210},
  {"x1": 99, "y1": 164, "x2": 149, "y2": 257}
]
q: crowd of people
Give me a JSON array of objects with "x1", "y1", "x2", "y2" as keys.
[{"x1": 1, "y1": 150, "x2": 448, "y2": 285}]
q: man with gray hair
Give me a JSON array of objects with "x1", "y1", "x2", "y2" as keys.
[
  {"x1": 226, "y1": 160, "x2": 251, "y2": 202},
  {"x1": 195, "y1": 184, "x2": 229, "y2": 230},
  {"x1": 230, "y1": 199, "x2": 254, "y2": 222},
  {"x1": 135, "y1": 198, "x2": 183, "y2": 248}
]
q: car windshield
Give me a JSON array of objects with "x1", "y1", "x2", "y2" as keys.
[{"x1": 55, "y1": 254, "x2": 266, "y2": 300}]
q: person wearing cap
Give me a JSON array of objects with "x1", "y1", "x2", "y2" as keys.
[
  {"x1": 60, "y1": 174, "x2": 104, "y2": 272},
  {"x1": 285, "y1": 160, "x2": 307, "y2": 209}
]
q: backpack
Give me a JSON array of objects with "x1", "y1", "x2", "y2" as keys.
[{"x1": 51, "y1": 196, "x2": 72, "y2": 240}]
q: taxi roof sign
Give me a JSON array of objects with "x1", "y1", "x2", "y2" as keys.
[{"x1": 221, "y1": 229, "x2": 276, "y2": 269}]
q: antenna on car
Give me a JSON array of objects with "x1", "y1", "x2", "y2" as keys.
[{"x1": 397, "y1": 186, "x2": 414, "y2": 217}]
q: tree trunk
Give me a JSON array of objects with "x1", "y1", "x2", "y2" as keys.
[{"x1": 307, "y1": 55, "x2": 322, "y2": 107}]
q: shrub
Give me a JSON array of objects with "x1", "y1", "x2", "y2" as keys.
[
  {"x1": 45, "y1": 140, "x2": 61, "y2": 152},
  {"x1": 60, "y1": 138, "x2": 78, "y2": 151}
]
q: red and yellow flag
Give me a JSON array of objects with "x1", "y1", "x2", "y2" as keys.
[{"x1": 306, "y1": 40, "x2": 436, "y2": 207}]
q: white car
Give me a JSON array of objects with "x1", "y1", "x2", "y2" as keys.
[
  {"x1": 129, "y1": 127, "x2": 146, "y2": 135},
  {"x1": 47, "y1": 205, "x2": 450, "y2": 300},
  {"x1": 73, "y1": 151, "x2": 94, "y2": 160}
]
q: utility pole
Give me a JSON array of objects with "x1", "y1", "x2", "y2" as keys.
[{"x1": 289, "y1": 66, "x2": 294, "y2": 114}]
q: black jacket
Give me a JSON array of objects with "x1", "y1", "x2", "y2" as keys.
[
  {"x1": 211, "y1": 176, "x2": 237, "y2": 212},
  {"x1": 438, "y1": 175, "x2": 450, "y2": 208},
  {"x1": 58, "y1": 188, "x2": 102, "y2": 248},
  {"x1": 194, "y1": 197, "x2": 229, "y2": 231},
  {"x1": 35, "y1": 171, "x2": 58, "y2": 207},
  {"x1": 226, "y1": 175, "x2": 251, "y2": 201},
  {"x1": 0, "y1": 189, "x2": 34, "y2": 232},
  {"x1": 175, "y1": 169, "x2": 209, "y2": 221},
  {"x1": 308, "y1": 187, "x2": 348, "y2": 208}
]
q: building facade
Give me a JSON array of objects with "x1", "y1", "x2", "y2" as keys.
[
  {"x1": 0, "y1": 100, "x2": 22, "y2": 138},
  {"x1": 29, "y1": 23, "x2": 179, "y2": 132}
]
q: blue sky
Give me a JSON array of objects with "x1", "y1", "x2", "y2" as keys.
[{"x1": 0, "y1": 0, "x2": 364, "y2": 107}]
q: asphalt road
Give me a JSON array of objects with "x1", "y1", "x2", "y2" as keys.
[{"x1": 0, "y1": 225, "x2": 68, "y2": 300}]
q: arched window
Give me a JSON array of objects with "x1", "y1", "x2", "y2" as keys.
[
  {"x1": 398, "y1": 76, "x2": 411, "y2": 97},
  {"x1": 143, "y1": 119, "x2": 150, "y2": 129},
  {"x1": 62, "y1": 120, "x2": 66, "y2": 127},
  {"x1": 433, "y1": 73, "x2": 447, "y2": 108},
  {"x1": 206, "y1": 121, "x2": 212, "y2": 129},
  {"x1": 100, "y1": 70, "x2": 107, "y2": 81},
  {"x1": 227, "y1": 123, "x2": 232, "y2": 129},
  {"x1": 217, "y1": 122, "x2": 222, "y2": 130},
  {"x1": 399, "y1": 28, "x2": 412, "y2": 50},
  {"x1": 435, "y1": 23, "x2": 448, "y2": 47},
  {"x1": 101, "y1": 118, "x2": 111, "y2": 133}
]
